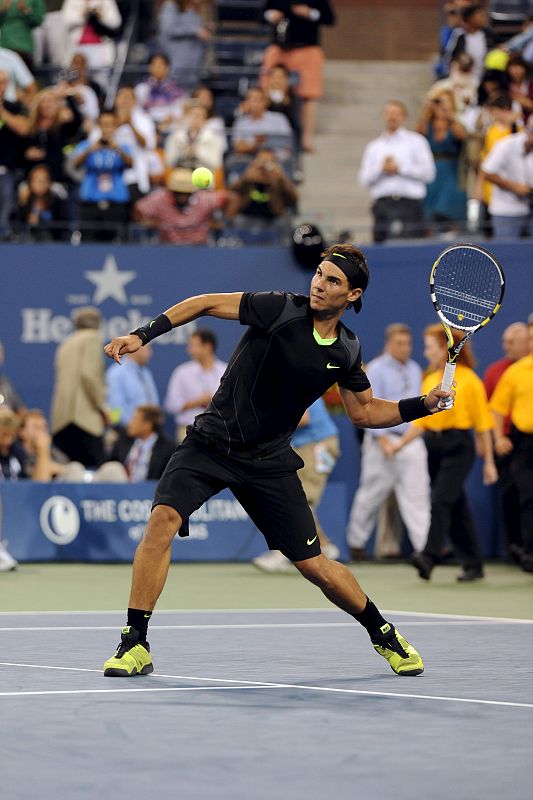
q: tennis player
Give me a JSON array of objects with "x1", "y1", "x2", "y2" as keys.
[{"x1": 102, "y1": 244, "x2": 454, "y2": 678}]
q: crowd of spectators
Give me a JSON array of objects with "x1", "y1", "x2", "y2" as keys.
[
  {"x1": 359, "y1": 1, "x2": 533, "y2": 242},
  {"x1": 0, "y1": 0, "x2": 336, "y2": 244}
]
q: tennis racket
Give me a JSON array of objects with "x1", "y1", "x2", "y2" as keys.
[{"x1": 430, "y1": 243, "x2": 505, "y2": 397}]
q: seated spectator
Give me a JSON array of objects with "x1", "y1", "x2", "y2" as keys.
[
  {"x1": 112, "y1": 85, "x2": 157, "y2": 198},
  {"x1": 416, "y1": 89, "x2": 467, "y2": 232},
  {"x1": 506, "y1": 54, "x2": 533, "y2": 120},
  {"x1": 164, "y1": 99, "x2": 226, "y2": 173},
  {"x1": 481, "y1": 119, "x2": 533, "y2": 238},
  {"x1": 133, "y1": 167, "x2": 230, "y2": 245},
  {"x1": 71, "y1": 109, "x2": 132, "y2": 241},
  {"x1": 428, "y1": 53, "x2": 479, "y2": 115},
  {"x1": 0, "y1": 406, "x2": 26, "y2": 480},
  {"x1": 109, "y1": 404, "x2": 175, "y2": 481},
  {"x1": 0, "y1": 339, "x2": 25, "y2": 414},
  {"x1": 135, "y1": 52, "x2": 185, "y2": 135},
  {"x1": 62, "y1": 0, "x2": 121, "y2": 83},
  {"x1": 17, "y1": 164, "x2": 68, "y2": 240},
  {"x1": 0, "y1": 44, "x2": 37, "y2": 104},
  {"x1": 263, "y1": 63, "x2": 301, "y2": 144},
  {"x1": 231, "y1": 86, "x2": 293, "y2": 162},
  {"x1": 164, "y1": 328, "x2": 227, "y2": 442},
  {"x1": 0, "y1": 68, "x2": 28, "y2": 239},
  {"x1": 106, "y1": 344, "x2": 159, "y2": 428},
  {"x1": 21, "y1": 85, "x2": 83, "y2": 184},
  {"x1": 0, "y1": 0, "x2": 45, "y2": 68},
  {"x1": 58, "y1": 52, "x2": 102, "y2": 130},
  {"x1": 452, "y1": 3, "x2": 495, "y2": 82},
  {"x1": 156, "y1": 0, "x2": 211, "y2": 90},
  {"x1": 228, "y1": 148, "x2": 298, "y2": 219},
  {"x1": 191, "y1": 85, "x2": 226, "y2": 139}
]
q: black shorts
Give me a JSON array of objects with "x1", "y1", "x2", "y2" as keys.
[{"x1": 153, "y1": 433, "x2": 321, "y2": 562}]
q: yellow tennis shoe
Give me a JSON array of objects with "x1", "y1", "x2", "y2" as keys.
[
  {"x1": 103, "y1": 626, "x2": 154, "y2": 677},
  {"x1": 371, "y1": 623, "x2": 424, "y2": 676}
]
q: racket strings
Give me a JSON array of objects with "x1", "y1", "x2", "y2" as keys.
[{"x1": 433, "y1": 248, "x2": 503, "y2": 328}]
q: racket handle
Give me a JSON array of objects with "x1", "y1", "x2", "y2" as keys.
[{"x1": 441, "y1": 362, "x2": 456, "y2": 392}]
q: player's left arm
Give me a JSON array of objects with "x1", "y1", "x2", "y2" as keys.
[{"x1": 339, "y1": 384, "x2": 454, "y2": 428}]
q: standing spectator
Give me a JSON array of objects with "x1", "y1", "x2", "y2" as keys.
[
  {"x1": 106, "y1": 344, "x2": 159, "y2": 428},
  {"x1": 505, "y1": 54, "x2": 533, "y2": 121},
  {"x1": 33, "y1": 0, "x2": 65, "y2": 67},
  {"x1": 346, "y1": 324, "x2": 430, "y2": 561},
  {"x1": 71, "y1": 109, "x2": 132, "y2": 241},
  {"x1": 164, "y1": 328, "x2": 227, "y2": 442},
  {"x1": 60, "y1": 52, "x2": 102, "y2": 129},
  {"x1": 261, "y1": 0, "x2": 335, "y2": 152},
  {"x1": 228, "y1": 148, "x2": 298, "y2": 220},
  {"x1": 0, "y1": 0, "x2": 45, "y2": 67},
  {"x1": 0, "y1": 407, "x2": 23, "y2": 571},
  {"x1": 428, "y1": 53, "x2": 478, "y2": 117},
  {"x1": 0, "y1": 68, "x2": 28, "y2": 239},
  {"x1": 490, "y1": 317, "x2": 533, "y2": 573},
  {"x1": 156, "y1": 0, "x2": 211, "y2": 91},
  {"x1": 135, "y1": 52, "x2": 185, "y2": 134},
  {"x1": 17, "y1": 163, "x2": 68, "y2": 240},
  {"x1": 263, "y1": 63, "x2": 301, "y2": 143},
  {"x1": 21, "y1": 85, "x2": 83, "y2": 183},
  {"x1": 416, "y1": 89, "x2": 467, "y2": 233},
  {"x1": 434, "y1": 3, "x2": 464, "y2": 80},
  {"x1": 62, "y1": 0, "x2": 121, "y2": 81},
  {"x1": 484, "y1": 321, "x2": 529, "y2": 562},
  {"x1": 0, "y1": 44, "x2": 37, "y2": 103},
  {"x1": 481, "y1": 120, "x2": 533, "y2": 238},
  {"x1": 113, "y1": 85, "x2": 157, "y2": 198},
  {"x1": 0, "y1": 339, "x2": 25, "y2": 414},
  {"x1": 110, "y1": 404, "x2": 176, "y2": 482},
  {"x1": 359, "y1": 101, "x2": 436, "y2": 243},
  {"x1": 253, "y1": 397, "x2": 341, "y2": 572},
  {"x1": 164, "y1": 99, "x2": 226, "y2": 173},
  {"x1": 452, "y1": 3, "x2": 495, "y2": 82},
  {"x1": 50, "y1": 306, "x2": 107, "y2": 467},
  {"x1": 411, "y1": 324, "x2": 497, "y2": 583},
  {"x1": 133, "y1": 167, "x2": 230, "y2": 245}
]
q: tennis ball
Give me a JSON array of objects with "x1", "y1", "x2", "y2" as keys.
[
  {"x1": 191, "y1": 167, "x2": 213, "y2": 189},
  {"x1": 484, "y1": 49, "x2": 508, "y2": 72}
]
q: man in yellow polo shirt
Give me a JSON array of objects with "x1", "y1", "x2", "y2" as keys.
[{"x1": 490, "y1": 317, "x2": 533, "y2": 573}]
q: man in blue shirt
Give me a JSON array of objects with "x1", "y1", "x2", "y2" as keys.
[
  {"x1": 347, "y1": 323, "x2": 430, "y2": 559},
  {"x1": 71, "y1": 110, "x2": 132, "y2": 241},
  {"x1": 107, "y1": 344, "x2": 159, "y2": 428},
  {"x1": 253, "y1": 396, "x2": 340, "y2": 572}
]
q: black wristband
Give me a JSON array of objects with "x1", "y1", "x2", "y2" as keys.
[
  {"x1": 130, "y1": 313, "x2": 172, "y2": 345},
  {"x1": 398, "y1": 395, "x2": 432, "y2": 423}
]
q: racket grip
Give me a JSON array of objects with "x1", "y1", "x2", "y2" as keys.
[{"x1": 441, "y1": 362, "x2": 456, "y2": 393}]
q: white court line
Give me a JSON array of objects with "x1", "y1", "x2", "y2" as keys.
[
  {"x1": 0, "y1": 608, "x2": 531, "y2": 623},
  {"x1": 0, "y1": 661, "x2": 532, "y2": 709},
  {"x1": 0, "y1": 620, "x2": 522, "y2": 633},
  {"x1": 0, "y1": 686, "x2": 275, "y2": 698}
]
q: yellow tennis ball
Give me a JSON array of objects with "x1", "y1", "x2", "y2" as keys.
[
  {"x1": 484, "y1": 49, "x2": 508, "y2": 72},
  {"x1": 191, "y1": 167, "x2": 213, "y2": 189}
]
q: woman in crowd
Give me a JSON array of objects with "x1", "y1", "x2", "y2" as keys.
[
  {"x1": 505, "y1": 54, "x2": 533, "y2": 121},
  {"x1": 135, "y1": 52, "x2": 185, "y2": 135},
  {"x1": 62, "y1": 0, "x2": 121, "y2": 83},
  {"x1": 417, "y1": 89, "x2": 467, "y2": 233},
  {"x1": 263, "y1": 63, "x2": 300, "y2": 145},
  {"x1": 191, "y1": 85, "x2": 226, "y2": 138},
  {"x1": 156, "y1": 0, "x2": 211, "y2": 90},
  {"x1": 403, "y1": 325, "x2": 497, "y2": 582},
  {"x1": 164, "y1": 99, "x2": 225, "y2": 172},
  {"x1": 17, "y1": 163, "x2": 68, "y2": 240}
]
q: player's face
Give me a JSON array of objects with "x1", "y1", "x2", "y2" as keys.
[
  {"x1": 310, "y1": 261, "x2": 361, "y2": 315},
  {"x1": 424, "y1": 334, "x2": 446, "y2": 369}
]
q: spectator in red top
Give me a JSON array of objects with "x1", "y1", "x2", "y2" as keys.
[
  {"x1": 483, "y1": 321, "x2": 528, "y2": 563},
  {"x1": 133, "y1": 167, "x2": 231, "y2": 245}
]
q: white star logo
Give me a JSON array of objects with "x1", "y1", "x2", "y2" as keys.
[{"x1": 84, "y1": 255, "x2": 136, "y2": 305}]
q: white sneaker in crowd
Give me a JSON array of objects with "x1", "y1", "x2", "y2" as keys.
[
  {"x1": 252, "y1": 549, "x2": 293, "y2": 573},
  {"x1": 321, "y1": 541, "x2": 340, "y2": 560},
  {"x1": 0, "y1": 540, "x2": 18, "y2": 572}
]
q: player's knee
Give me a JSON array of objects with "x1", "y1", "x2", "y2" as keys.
[
  {"x1": 144, "y1": 504, "x2": 182, "y2": 547},
  {"x1": 294, "y1": 554, "x2": 330, "y2": 587}
]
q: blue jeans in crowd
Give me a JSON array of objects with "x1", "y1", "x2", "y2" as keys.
[
  {"x1": 0, "y1": 169, "x2": 15, "y2": 238},
  {"x1": 491, "y1": 213, "x2": 533, "y2": 239}
]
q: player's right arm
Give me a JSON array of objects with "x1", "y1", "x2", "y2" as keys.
[{"x1": 104, "y1": 293, "x2": 243, "y2": 363}]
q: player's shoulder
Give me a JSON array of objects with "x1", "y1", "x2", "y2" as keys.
[{"x1": 337, "y1": 322, "x2": 362, "y2": 362}]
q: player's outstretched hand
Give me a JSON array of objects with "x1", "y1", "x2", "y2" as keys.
[
  {"x1": 104, "y1": 333, "x2": 143, "y2": 364},
  {"x1": 424, "y1": 383, "x2": 456, "y2": 414}
]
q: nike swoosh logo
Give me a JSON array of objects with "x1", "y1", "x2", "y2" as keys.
[
  {"x1": 326, "y1": 363, "x2": 340, "y2": 369},
  {"x1": 307, "y1": 535, "x2": 318, "y2": 545}
]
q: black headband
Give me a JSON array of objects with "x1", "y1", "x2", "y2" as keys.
[{"x1": 324, "y1": 252, "x2": 366, "y2": 313}]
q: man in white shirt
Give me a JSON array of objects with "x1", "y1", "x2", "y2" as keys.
[
  {"x1": 359, "y1": 101, "x2": 436, "y2": 243},
  {"x1": 481, "y1": 121, "x2": 533, "y2": 238},
  {"x1": 164, "y1": 329, "x2": 227, "y2": 442}
]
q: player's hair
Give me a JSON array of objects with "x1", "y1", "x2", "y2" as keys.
[
  {"x1": 73, "y1": 306, "x2": 101, "y2": 330},
  {"x1": 137, "y1": 404, "x2": 164, "y2": 433},
  {"x1": 321, "y1": 244, "x2": 369, "y2": 292},
  {"x1": 385, "y1": 323, "x2": 411, "y2": 341},
  {"x1": 0, "y1": 407, "x2": 20, "y2": 431},
  {"x1": 192, "y1": 328, "x2": 218, "y2": 351},
  {"x1": 424, "y1": 323, "x2": 477, "y2": 368}
]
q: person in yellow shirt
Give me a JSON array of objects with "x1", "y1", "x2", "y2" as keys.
[
  {"x1": 490, "y1": 318, "x2": 533, "y2": 573},
  {"x1": 393, "y1": 324, "x2": 497, "y2": 582}
]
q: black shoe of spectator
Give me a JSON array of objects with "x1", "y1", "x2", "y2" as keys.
[
  {"x1": 456, "y1": 568, "x2": 484, "y2": 582},
  {"x1": 521, "y1": 555, "x2": 533, "y2": 574},
  {"x1": 411, "y1": 552, "x2": 433, "y2": 581},
  {"x1": 349, "y1": 547, "x2": 367, "y2": 562}
]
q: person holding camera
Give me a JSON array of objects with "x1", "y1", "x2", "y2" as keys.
[
  {"x1": 228, "y1": 148, "x2": 298, "y2": 220},
  {"x1": 481, "y1": 117, "x2": 533, "y2": 238},
  {"x1": 71, "y1": 108, "x2": 132, "y2": 240}
]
